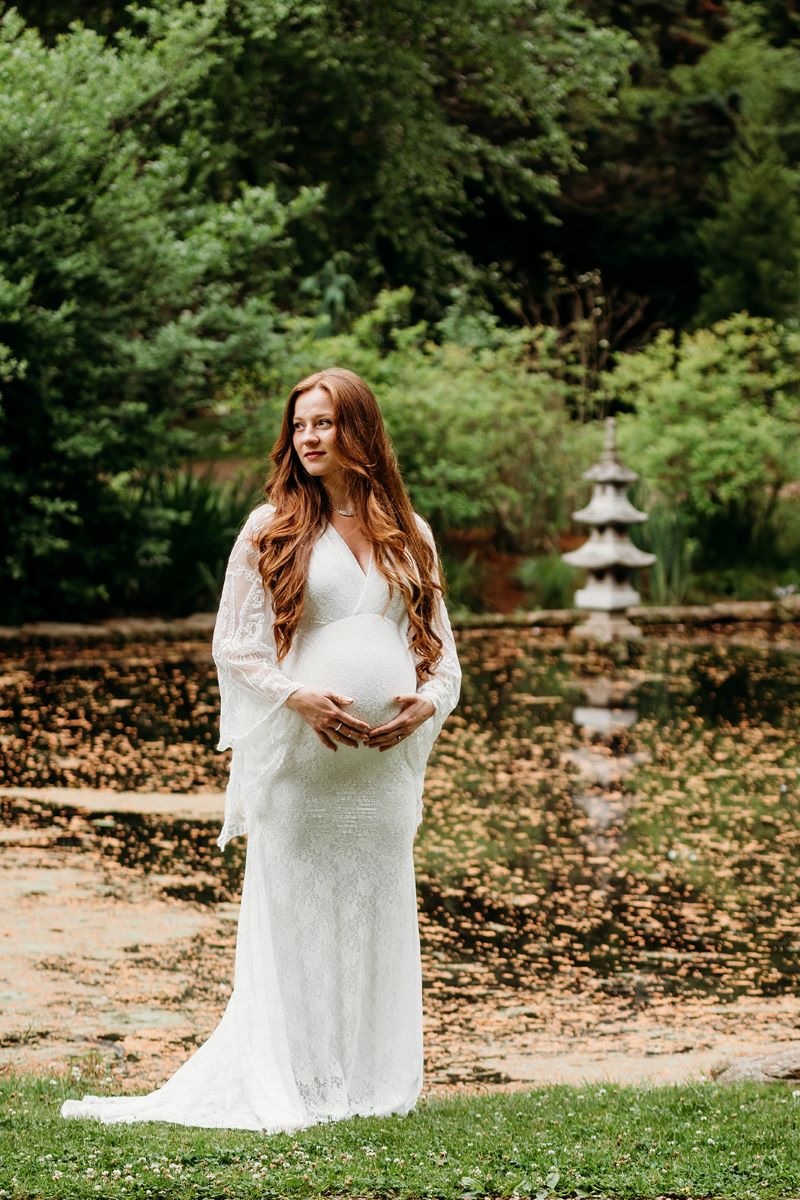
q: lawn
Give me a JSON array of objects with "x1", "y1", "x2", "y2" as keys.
[{"x1": 1, "y1": 1074, "x2": 798, "y2": 1199}]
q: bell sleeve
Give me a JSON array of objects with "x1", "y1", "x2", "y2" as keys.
[
  {"x1": 212, "y1": 503, "x2": 302, "y2": 848},
  {"x1": 405, "y1": 513, "x2": 462, "y2": 826},
  {"x1": 413, "y1": 513, "x2": 462, "y2": 726}
]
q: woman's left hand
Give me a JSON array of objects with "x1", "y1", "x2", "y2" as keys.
[{"x1": 365, "y1": 694, "x2": 436, "y2": 751}]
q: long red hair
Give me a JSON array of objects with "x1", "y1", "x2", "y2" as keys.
[{"x1": 251, "y1": 367, "x2": 445, "y2": 680}]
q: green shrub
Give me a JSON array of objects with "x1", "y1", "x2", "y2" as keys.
[
  {"x1": 604, "y1": 313, "x2": 800, "y2": 567},
  {"x1": 628, "y1": 491, "x2": 700, "y2": 605},
  {"x1": 515, "y1": 554, "x2": 575, "y2": 610},
  {"x1": 687, "y1": 563, "x2": 800, "y2": 604},
  {"x1": 220, "y1": 289, "x2": 585, "y2": 558},
  {"x1": 436, "y1": 547, "x2": 490, "y2": 615},
  {"x1": 116, "y1": 468, "x2": 261, "y2": 617}
]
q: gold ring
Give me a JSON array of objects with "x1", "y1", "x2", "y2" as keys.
[{"x1": 335, "y1": 721, "x2": 342, "y2": 732}]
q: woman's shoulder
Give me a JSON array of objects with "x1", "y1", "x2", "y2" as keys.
[
  {"x1": 248, "y1": 500, "x2": 276, "y2": 522},
  {"x1": 240, "y1": 501, "x2": 277, "y2": 541},
  {"x1": 411, "y1": 511, "x2": 435, "y2": 545}
]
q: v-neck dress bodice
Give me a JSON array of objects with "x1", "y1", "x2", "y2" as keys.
[
  {"x1": 324, "y1": 521, "x2": 373, "y2": 580},
  {"x1": 61, "y1": 501, "x2": 462, "y2": 1136},
  {"x1": 286, "y1": 520, "x2": 416, "y2": 731},
  {"x1": 300, "y1": 520, "x2": 386, "y2": 625}
]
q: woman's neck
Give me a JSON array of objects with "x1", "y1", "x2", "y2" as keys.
[{"x1": 323, "y1": 477, "x2": 355, "y2": 514}]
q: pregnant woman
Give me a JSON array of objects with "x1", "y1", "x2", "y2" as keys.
[{"x1": 62, "y1": 366, "x2": 462, "y2": 1132}]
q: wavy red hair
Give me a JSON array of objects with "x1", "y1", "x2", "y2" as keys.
[{"x1": 250, "y1": 367, "x2": 445, "y2": 680}]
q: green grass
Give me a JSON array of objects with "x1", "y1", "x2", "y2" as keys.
[{"x1": 1, "y1": 1074, "x2": 799, "y2": 1198}]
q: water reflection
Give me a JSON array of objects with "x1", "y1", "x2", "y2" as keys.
[
  {"x1": 564, "y1": 673, "x2": 647, "y2": 890},
  {"x1": 416, "y1": 629, "x2": 800, "y2": 1004},
  {"x1": 1, "y1": 632, "x2": 799, "y2": 1008}
]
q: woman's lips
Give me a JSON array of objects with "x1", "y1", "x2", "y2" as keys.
[{"x1": 305, "y1": 452, "x2": 324, "y2": 459}]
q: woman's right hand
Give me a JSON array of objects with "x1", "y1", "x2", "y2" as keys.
[{"x1": 284, "y1": 687, "x2": 371, "y2": 751}]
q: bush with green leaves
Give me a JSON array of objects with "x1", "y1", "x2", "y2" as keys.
[
  {"x1": 116, "y1": 467, "x2": 261, "y2": 617},
  {"x1": 514, "y1": 554, "x2": 576, "y2": 611},
  {"x1": 628, "y1": 493, "x2": 699, "y2": 606},
  {"x1": 0, "y1": 3, "x2": 320, "y2": 622},
  {"x1": 218, "y1": 287, "x2": 587, "y2": 561},
  {"x1": 604, "y1": 313, "x2": 800, "y2": 565}
]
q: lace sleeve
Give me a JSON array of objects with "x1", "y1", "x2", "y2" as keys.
[
  {"x1": 212, "y1": 503, "x2": 302, "y2": 753},
  {"x1": 412, "y1": 513, "x2": 462, "y2": 720}
]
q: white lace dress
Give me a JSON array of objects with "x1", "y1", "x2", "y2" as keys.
[{"x1": 61, "y1": 503, "x2": 462, "y2": 1132}]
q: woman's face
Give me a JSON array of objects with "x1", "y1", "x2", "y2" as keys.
[{"x1": 292, "y1": 385, "x2": 344, "y2": 483}]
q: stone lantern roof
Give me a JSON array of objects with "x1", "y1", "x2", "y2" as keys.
[
  {"x1": 571, "y1": 490, "x2": 649, "y2": 529},
  {"x1": 564, "y1": 526, "x2": 656, "y2": 572}
]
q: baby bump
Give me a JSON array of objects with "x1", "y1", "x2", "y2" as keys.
[
  {"x1": 247, "y1": 616, "x2": 420, "y2": 846},
  {"x1": 287, "y1": 614, "x2": 418, "y2": 727}
]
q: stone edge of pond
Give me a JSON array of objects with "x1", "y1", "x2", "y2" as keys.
[
  {"x1": 0, "y1": 784, "x2": 224, "y2": 818},
  {"x1": 0, "y1": 595, "x2": 798, "y2": 646}
]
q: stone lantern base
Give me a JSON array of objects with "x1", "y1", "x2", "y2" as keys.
[{"x1": 569, "y1": 610, "x2": 643, "y2": 642}]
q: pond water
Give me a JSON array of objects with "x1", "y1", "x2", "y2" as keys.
[{"x1": 2, "y1": 628, "x2": 799, "y2": 1016}]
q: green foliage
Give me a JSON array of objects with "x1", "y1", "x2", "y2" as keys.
[
  {"x1": 219, "y1": 288, "x2": 583, "y2": 557},
  {"x1": 2, "y1": 2, "x2": 797, "y2": 618},
  {"x1": 689, "y1": 562, "x2": 800, "y2": 603},
  {"x1": 10, "y1": 0, "x2": 800, "y2": 335},
  {"x1": 629, "y1": 494, "x2": 700, "y2": 605},
  {"x1": 116, "y1": 467, "x2": 260, "y2": 617},
  {"x1": 604, "y1": 313, "x2": 800, "y2": 565},
  {"x1": 242, "y1": 0, "x2": 631, "y2": 317},
  {"x1": 0, "y1": 5, "x2": 320, "y2": 622},
  {"x1": 436, "y1": 548, "x2": 489, "y2": 616},
  {"x1": 669, "y1": 4, "x2": 800, "y2": 324},
  {"x1": 11, "y1": 0, "x2": 636, "y2": 325},
  {"x1": 695, "y1": 133, "x2": 800, "y2": 325},
  {"x1": 501, "y1": 0, "x2": 730, "y2": 337},
  {"x1": 531, "y1": 0, "x2": 800, "y2": 336},
  {"x1": 515, "y1": 555, "x2": 575, "y2": 610}
]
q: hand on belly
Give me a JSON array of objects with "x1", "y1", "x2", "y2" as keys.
[{"x1": 289, "y1": 618, "x2": 419, "y2": 732}]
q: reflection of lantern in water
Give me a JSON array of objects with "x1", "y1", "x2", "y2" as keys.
[
  {"x1": 562, "y1": 415, "x2": 656, "y2": 641},
  {"x1": 562, "y1": 673, "x2": 651, "y2": 891},
  {"x1": 573, "y1": 675, "x2": 638, "y2": 738}
]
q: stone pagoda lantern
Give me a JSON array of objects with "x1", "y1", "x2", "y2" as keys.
[{"x1": 562, "y1": 416, "x2": 656, "y2": 641}]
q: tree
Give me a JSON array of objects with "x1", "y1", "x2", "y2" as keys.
[
  {"x1": 0, "y1": 2, "x2": 321, "y2": 620},
  {"x1": 11, "y1": 0, "x2": 637, "y2": 325},
  {"x1": 673, "y1": 6, "x2": 800, "y2": 324}
]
